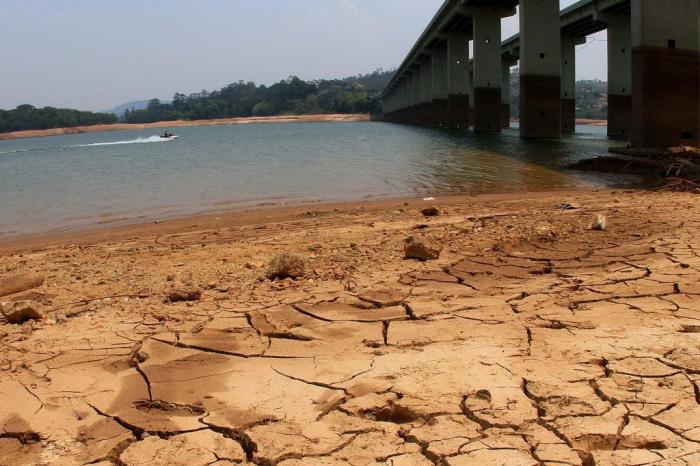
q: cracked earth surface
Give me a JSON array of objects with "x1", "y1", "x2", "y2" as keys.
[{"x1": 1, "y1": 190, "x2": 699, "y2": 465}]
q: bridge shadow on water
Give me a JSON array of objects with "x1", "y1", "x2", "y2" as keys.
[{"x1": 380, "y1": 122, "x2": 644, "y2": 196}]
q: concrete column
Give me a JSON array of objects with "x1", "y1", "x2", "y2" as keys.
[
  {"x1": 382, "y1": 90, "x2": 394, "y2": 121},
  {"x1": 404, "y1": 74, "x2": 413, "y2": 124},
  {"x1": 401, "y1": 79, "x2": 410, "y2": 122},
  {"x1": 447, "y1": 32, "x2": 471, "y2": 129},
  {"x1": 468, "y1": 62, "x2": 474, "y2": 127},
  {"x1": 608, "y1": 17, "x2": 632, "y2": 138},
  {"x1": 501, "y1": 60, "x2": 515, "y2": 128},
  {"x1": 519, "y1": 0, "x2": 562, "y2": 138},
  {"x1": 397, "y1": 80, "x2": 405, "y2": 123},
  {"x1": 411, "y1": 67, "x2": 422, "y2": 125},
  {"x1": 473, "y1": 9, "x2": 505, "y2": 131},
  {"x1": 394, "y1": 82, "x2": 402, "y2": 123},
  {"x1": 597, "y1": 13, "x2": 632, "y2": 137},
  {"x1": 431, "y1": 47, "x2": 449, "y2": 127},
  {"x1": 420, "y1": 56, "x2": 433, "y2": 126},
  {"x1": 631, "y1": 0, "x2": 699, "y2": 148},
  {"x1": 561, "y1": 35, "x2": 585, "y2": 134}
]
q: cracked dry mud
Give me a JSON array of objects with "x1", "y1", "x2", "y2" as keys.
[{"x1": 1, "y1": 190, "x2": 699, "y2": 465}]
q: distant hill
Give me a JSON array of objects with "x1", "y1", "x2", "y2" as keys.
[
  {"x1": 103, "y1": 99, "x2": 170, "y2": 117},
  {"x1": 122, "y1": 69, "x2": 396, "y2": 124},
  {"x1": 104, "y1": 70, "x2": 395, "y2": 121},
  {"x1": 0, "y1": 104, "x2": 117, "y2": 134}
]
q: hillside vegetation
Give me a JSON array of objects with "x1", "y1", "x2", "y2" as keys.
[
  {"x1": 0, "y1": 105, "x2": 117, "y2": 134},
  {"x1": 123, "y1": 71, "x2": 393, "y2": 124}
]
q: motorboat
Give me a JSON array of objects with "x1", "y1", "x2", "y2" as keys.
[{"x1": 160, "y1": 132, "x2": 178, "y2": 141}]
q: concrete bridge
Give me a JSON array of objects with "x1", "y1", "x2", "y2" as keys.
[{"x1": 381, "y1": 0, "x2": 699, "y2": 149}]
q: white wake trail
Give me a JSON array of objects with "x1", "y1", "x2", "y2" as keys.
[
  {"x1": 73, "y1": 135, "x2": 170, "y2": 147},
  {"x1": 0, "y1": 135, "x2": 171, "y2": 155}
]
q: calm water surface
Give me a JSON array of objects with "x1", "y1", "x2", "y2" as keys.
[{"x1": 0, "y1": 122, "x2": 635, "y2": 238}]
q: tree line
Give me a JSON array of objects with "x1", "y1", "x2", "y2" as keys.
[
  {"x1": 0, "y1": 105, "x2": 118, "y2": 133},
  {"x1": 123, "y1": 70, "x2": 392, "y2": 124},
  {"x1": 508, "y1": 69, "x2": 608, "y2": 120},
  {"x1": 0, "y1": 68, "x2": 609, "y2": 133}
]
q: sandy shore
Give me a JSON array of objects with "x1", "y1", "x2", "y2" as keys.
[
  {"x1": 0, "y1": 114, "x2": 370, "y2": 141},
  {"x1": 1, "y1": 189, "x2": 699, "y2": 465},
  {"x1": 508, "y1": 118, "x2": 607, "y2": 126},
  {"x1": 576, "y1": 118, "x2": 608, "y2": 126}
]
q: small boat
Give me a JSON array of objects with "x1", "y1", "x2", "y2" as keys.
[{"x1": 160, "y1": 132, "x2": 178, "y2": 141}]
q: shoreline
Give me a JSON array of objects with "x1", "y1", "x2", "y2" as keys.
[
  {"x1": 0, "y1": 113, "x2": 370, "y2": 141},
  {"x1": 1, "y1": 187, "x2": 698, "y2": 465},
  {"x1": 0, "y1": 115, "x2": 608, "y2": 141},
  {"x1": 0, "y1": 188, "x2": 600, "y2": 254},
  {"x1": 508, "y1": 117, "x2": 608, "y2": 126}
]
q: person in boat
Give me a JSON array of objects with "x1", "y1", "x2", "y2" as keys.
[{"x1": 162, "y1": 131, "x2": 172, "y2": 138}]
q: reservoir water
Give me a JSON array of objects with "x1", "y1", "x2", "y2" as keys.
[{"x1": 0, "y1": 121, "x2": 636, "y2": 238}]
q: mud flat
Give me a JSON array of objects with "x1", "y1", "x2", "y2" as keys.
[
  {"x1": 0, "y1": 114, "x2": 370, "y2": 141},
  {"x1": 1, "y1": 189, "x2": 699, "y2": 465}
]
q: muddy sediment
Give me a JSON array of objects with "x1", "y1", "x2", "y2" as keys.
[{"x1": 1, "y1": 190, "x2": 699, "y2": 465}]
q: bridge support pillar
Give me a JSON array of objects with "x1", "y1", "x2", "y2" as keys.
[
  {"x1": 468, "y1": 66, "x2": 474, "y2": 127},
  {"x1": 419, "y1": 56, "x2": 434, "y2": 126},
  {"x1": 399, "y1": 80, "x2": 408, "y2": 124},
  {"x1": 501, "y1": 59, "x2": 515, "y2": 128},
  {"x1": 597, "y1": 12, "x2": 632, "y2": 137},
  {"x1": 431, "y1": 48, "x2": 449, "y2": 128},
  {"x1": 473, "y1": 8, "x2": 509, "y2": 132},
  {"x1": 447, "y1": 32, "x2": 471, "y2": 129},
  {"x1": 561, "y1": 35, "x2": 585, "y2": 134},
  {"x1": 519, "y1": 0, "x2": 562, "y2": 138},
  {"x1": 404, "y1": 74, "x2": 413, "y2": 124},
  {"x1": 631, "y1": 0, "x2": 699, "y2": 148},
  {"x1": 394, "y1": 82, "x2": 403, "y2": 123},
  {"x1": 409, "y1": 67, "x2": 421, "y2": 125}
]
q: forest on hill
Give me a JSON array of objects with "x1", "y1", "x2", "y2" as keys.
[
  {"x1": 122, "y1": 70, "x2": 392, "y2": 123},
  {"x1": 0, "y1": 105, "x2": 117, "y2": 133}
]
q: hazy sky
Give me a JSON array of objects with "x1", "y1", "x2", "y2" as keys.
[{"x1": 0, "y1": 0, "x2": 607, "y2": 111}]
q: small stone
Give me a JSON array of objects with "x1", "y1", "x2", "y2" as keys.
[
  {"x1": 421, "y1": 206, "x2": 440, "y2": 217},
  {"x1": 165, "y1": 286, "x2": 202, "y2": 303},
  {"x1": 589, "y1": 214, "x2": 607, "y2": 231},
  {"x1": 266, "y1": 253, "x2": 306, "y2": 280},
  {"x1": 1, "y1": 300, "x2": 44, "y2": 324},
  {"x1": 404, "y1": 235, "x2": 442, "y2": 261}
]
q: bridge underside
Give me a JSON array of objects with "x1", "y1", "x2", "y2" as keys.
[{"x1": 381, "y1": 0, "x2": 699, "y2": 149}]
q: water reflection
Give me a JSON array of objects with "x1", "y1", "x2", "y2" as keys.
[{"x1": 0, "y1": 121, "x2": 636, "y2": 236}]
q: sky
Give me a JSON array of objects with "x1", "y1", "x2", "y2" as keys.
[{"x1": 0, "y1": 0, "x2": 607, "y2": 111}]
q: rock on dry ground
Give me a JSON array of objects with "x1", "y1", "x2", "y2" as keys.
[
  {"x1": 0, "y1": 190, "x2": 699, "y2": 465},
  {"x1": 404, "y1": 235, "x2": 442, "y2": 261},
  {"x1": 0, "y1": 300, "x2": 44, "y2": 324}
]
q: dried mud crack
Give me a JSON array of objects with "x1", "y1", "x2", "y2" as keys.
[{"x1": 1, "y1": 190, "x2": 699, "y2": 465}]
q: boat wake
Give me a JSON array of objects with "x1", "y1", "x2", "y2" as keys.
[
  {"x1": 0, "y1": 135, "x2": 173, "y2": 155},
  {"x1": 74, "y1": 135, "x2": 173, "y2": 147}
]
